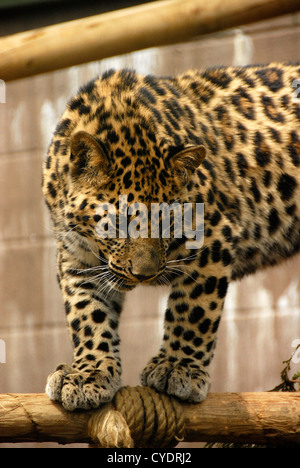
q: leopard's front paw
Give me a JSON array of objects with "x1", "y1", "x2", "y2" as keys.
[
  {"x1": 45, "y1": 363, "x2": 121, "y2": 411},
  {"x1": 140, "y1": 355, "x2": 210, "y2": 403}
]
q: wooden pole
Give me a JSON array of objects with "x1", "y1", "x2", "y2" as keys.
[
  {"x1": 1, "y1": 392, "x2": 300, "y2": 446},
  {"x1": 0, "y1": 0, "x2": 299, "y2": 82}
]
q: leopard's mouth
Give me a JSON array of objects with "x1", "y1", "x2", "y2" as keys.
[
  {"x1": 105, "y1": 269, "x2": 137, "y2": 291},
  {"x1": 109, "y1": 263, "x2": 167, "y2": 289}
]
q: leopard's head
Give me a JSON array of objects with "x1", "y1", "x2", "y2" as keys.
[{"x1": 65, "y1": 129, "x2": 206, "y2": 291}]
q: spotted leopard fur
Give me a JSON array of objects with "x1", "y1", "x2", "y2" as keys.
[{"x1": 43, "y1": 64, "x2": 300, "y2": 410}]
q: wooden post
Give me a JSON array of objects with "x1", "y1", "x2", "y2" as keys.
[
  {"x1": 0, "y1": 0, "x2": 299, "y2": 82},
  {"x1": 1, "y1": 392, "x2": 300, "y2": 446}
]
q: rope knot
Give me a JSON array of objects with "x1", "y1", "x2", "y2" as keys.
[{"x1": 87, "y1": 386, "x2": 185, "y2": 448}]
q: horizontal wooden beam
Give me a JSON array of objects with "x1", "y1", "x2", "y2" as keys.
[
  {"x1": 1, "y1": 391, "x2": 300, "y2": 446},
  {"x1": 0, "y1": 0, "x2": 299, "y2": 82}
]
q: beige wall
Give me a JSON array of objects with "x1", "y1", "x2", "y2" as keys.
[{"x1": 0, "y1": 12, "x2": 300, "y2": 447}]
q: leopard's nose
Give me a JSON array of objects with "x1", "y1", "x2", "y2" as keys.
[
  {"x1": 131, "y1": 271, "x2": 157, "y2": 282},
  {"x1": 129, "y1": 239, "x2": 163, "y2": 281}
]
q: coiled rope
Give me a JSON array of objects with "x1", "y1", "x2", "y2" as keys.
[{"x1": 87, "y1": 386, "x2": 185, "y2": 448}]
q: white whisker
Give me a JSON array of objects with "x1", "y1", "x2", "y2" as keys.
[
  {"x1": 75, "y1": 265, "x2": 109, "y2": 274},
  {"x1": 157, "y1": 273, "x2": 171, "y2": 286},
  {"x1": 167, "y1": 253, "x2": 197, "y2": 264},
  {"x1": 165, "y1": 265, "x2": 197, "y2": 282}
]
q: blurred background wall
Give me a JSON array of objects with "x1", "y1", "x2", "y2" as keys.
[{"x1": 0, "y1": 0, "x2": 300, "y2": 448}]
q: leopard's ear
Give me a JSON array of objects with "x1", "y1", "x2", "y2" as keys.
[
  {"x1": 69, "y1": 131, "x2": 109, "y2": 181},
  {"x1": 171, "y1": 145, "x2": 206, "y2": 184}
]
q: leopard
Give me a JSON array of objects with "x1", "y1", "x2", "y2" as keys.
[{"x1": 43, "y1": 64, "x2": 300, "y2": 411}]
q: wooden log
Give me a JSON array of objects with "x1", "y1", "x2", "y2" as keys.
[
  {"x1": 1, "y1": 392, "x2": 300, "y2": 446},
  {"x1": 0, "y1": 0, "x2": 299, "y2": 82}
]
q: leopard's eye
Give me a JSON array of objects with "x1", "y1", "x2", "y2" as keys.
[{"x1": 176, "y1": 168, "x2": 189, "y2": 185}]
